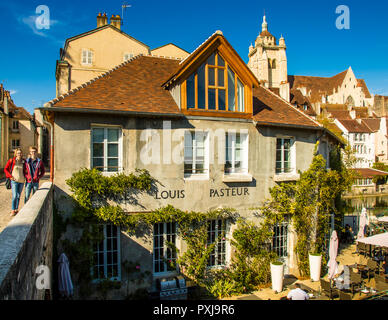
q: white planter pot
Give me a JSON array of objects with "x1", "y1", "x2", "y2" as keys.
[
  {"x1": 270, "y1": 263, "x2": 284, "y2": 293},
  {"x1": 309, "y1": 254, "x2": 322, "y2": 282}
]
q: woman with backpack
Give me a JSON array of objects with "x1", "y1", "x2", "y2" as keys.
[{"x1": 4, "y1": 148, "x2": 27, "y2": 216}]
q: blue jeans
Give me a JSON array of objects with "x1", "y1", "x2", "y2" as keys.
[
  {"x1": 11, "y1": 181, "x2": 24, "y2": 211},
  {"x1": 25, "y1": 182, "x2": 39, "y2": 203}
]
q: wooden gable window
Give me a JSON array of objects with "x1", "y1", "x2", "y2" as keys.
[{"x1": 186, "y1": 51, "x2": 245, "y2": 113}]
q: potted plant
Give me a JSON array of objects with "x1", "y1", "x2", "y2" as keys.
[
  {"x1": 270, "y1": 261, "x2": 284, "y2": 293},
  {"x1": 309, "y1": 253, "x2": 322, "y2": 282}
]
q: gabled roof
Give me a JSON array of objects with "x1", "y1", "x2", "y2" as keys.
[
  {"x1": 289, "y1": 69, "x2": 373, "y2": 104},
  {"x1": 48, "y1": 55, "x2": 182, "y2": 115},
  {"x1": 288, "y1": 70, "x2": 348, "y2": 103},
  {"x1": 362, "y1": 118, "x2": 381, "y2": 132},
  {"x1": 253, "y1": 86, "x2": 321, "y2": 129},
  {"x1": 151, "y1": 43, "x2": 190, "y2": 54},
  {"x1": 357, "y1": 79, "x2": 372, "y2": 99},
  {"x1": 162, "y1": 31, "x2": 259, "y2": 89},
  {"x1": 328, "y1": 111, "x2": 352, "y2": 120},
  {"x1": 60, "y1": 24, "x2": 150, "y2": 60},
  {"x1": 354, "y1": 107, "x2": 370, "y2": 119},
  {"x1": 336, "y1": 119, "x2": 373, "y2": 133}
]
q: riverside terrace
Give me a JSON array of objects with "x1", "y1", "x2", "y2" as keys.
[{"x1": 40, "y1": 31, "x2": 343, "y2": 299}]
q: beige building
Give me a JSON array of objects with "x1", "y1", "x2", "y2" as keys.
[
  {"x1": 44, "y1": 31, "x2": 341, "y2": 299},
  {"x1": 0, "y1": 84, "x2": 13, "y2": 176},
  {"x1": 373, "y1": 95, "x2": 388, "y2": 117},
  {"x1": 151, "y1": 43, "x2": 189, "y2": 60},
  {"x1": 56, "y1": 13, "x2": 190, "y2": 97},
  {"x1": 0, "y1": 85, "x2": 39, "y2": 177},
  {"x1": 289, "y1": 67, "x2": 374, "y2": 117}
]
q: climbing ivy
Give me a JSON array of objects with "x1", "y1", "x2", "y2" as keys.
[{"x1": 260, "y1": 144, "x2": 354, "y2": 277}]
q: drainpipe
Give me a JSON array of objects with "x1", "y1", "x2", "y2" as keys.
[{"x1": 41, "y1": 110, "x2": 54, "y2": 182}]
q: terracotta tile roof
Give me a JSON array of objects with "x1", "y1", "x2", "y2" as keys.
[
  {"x1": 290, "y1": 89, "x2": 316, "y2": 116},
  {"x1": 290, "y1": 89, "x2": 310, "y2": 105},
  {"x1": 354, "y1": 107, "x2": 369, "y2": 119},
  {"x1": 15, "y1": 107, "x2": 33, "y2": 120},
  {"x1": 328, "y1": 111, "x2": 352, "y2": 120},
  {"x1": 362, "y1": 118, "x2": 380, "y2": 132},
  {"x1": 288, "y1": 70, "x2": 348, "y2": 103},
  {"x1": 352, "y1": 168, "x2": 388, "y2": 178},
  {"x1": 336, "y1": 119, "x2": 373, "y2": 133},
  {"x1": 260, "y1": 30, "x2": 275, "y2": 38},
  {"x1": 50, "y1": 55, "x2": 182, "y2": 115},
  {"x1": 322, "y1": 104, "x2": 348, "y2": 112},
  {"x1": 357, "y1": 79, "x2": 372, "y2": 99},
  {"x1": 253, "y1": 86, "x2": 321, "y2": 128}
]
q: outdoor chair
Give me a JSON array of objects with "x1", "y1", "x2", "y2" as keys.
[
  {"x1": 366, "y1": 259, "x2": 378, "y2": 281},
  {"x1": 320, "y1": 279, "x2": 338, "y2": 300},
  {"x1": 350, "y1": 271, "x2": 363, "y2": 295},
  {"x1": 375, "y1": 277, "x2": 388, "y2": 292},
  {"x1": 357, "y1": 243, "x2": 367, "y2": 257},
  {"x1": 339, "y1": 290, "x2": 353, "y2": 300},
  {"x1": 375, "y1": 278, "x2": 388, "y2": 292}
]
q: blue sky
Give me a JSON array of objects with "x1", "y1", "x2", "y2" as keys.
[{"x1": 1, "y1": 0, "x2": 387, "y2": 114}]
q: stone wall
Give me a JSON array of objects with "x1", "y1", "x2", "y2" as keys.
[{"x1": 0, "y1": 182, "x2": 53, "y2": 300}]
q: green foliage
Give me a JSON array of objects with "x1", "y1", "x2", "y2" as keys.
[
  {"x1": 260, "y1": 144, "x2": 353, "y2": 277},
  {"x1": 96, "y1": 279, "x2": 121, "y2": 300},
  {"x1": 204, "y1": 270, "x2": 238, "y2": 299},
  {"x1": 372, "y1": 162, "x2": 388, "y2": 184},
  {"x1": 225, "y1": 219, "x2": 278, "y2": 294}
]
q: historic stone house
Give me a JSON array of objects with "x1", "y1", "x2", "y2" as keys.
[{"x1": 43, "y1": 30, "x2": 341, "y2": 298}]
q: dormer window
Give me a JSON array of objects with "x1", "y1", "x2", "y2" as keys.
[{"x1": 186, "y1": 51, "x2": 245, "y2": 113}]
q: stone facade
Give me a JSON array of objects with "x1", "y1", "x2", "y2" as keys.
[
  {"x1": 52, "y1": 112, "x2": 333, "y2": 298},
  {"x1": 56, "y1": 14, "x2": 190, "y2": 97},
  {"x1": 0, "y1": 182, "x2": 53, "y2": 300}
]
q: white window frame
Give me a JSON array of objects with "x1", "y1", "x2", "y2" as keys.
[
  {"x1": 225, "y1": 132, "x2": 249, "y2": 175},
  {"x1": 184, "y1": 131, "x2": 209, "y2": 179},
  {"x1": 153, "y1": 222, "x2": 178, "y2": 276},
  {"x1": 271, "y1": 221, "x2": 289, "y2": 266},
  {"x1": 91, "y1": 126, "x2": 123, "y2": 174},
  {"x1": 92, "y1": 224, "x2": 121, "y2": 282},
  {"x1": 82, "y1": 49, "x2": 93, "y2": 66},
  {"x1": 275, "y1": 137, "x2": 296, "y2": 175},
  {"x1": 207, "y1": 219, "x2": 230, "y2": 269}
]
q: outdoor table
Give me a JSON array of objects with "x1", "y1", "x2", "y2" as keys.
[{"x1": 299, "y1": 284, "x2": 320, "y2": 299}]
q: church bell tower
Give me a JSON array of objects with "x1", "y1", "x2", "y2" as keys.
[{"x1": 248, "y1": 15, "x2": 290, "y2": 102}]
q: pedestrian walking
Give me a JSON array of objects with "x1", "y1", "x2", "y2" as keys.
[
  {"x1": 25, "y1": 146, "x2": 45, "y2": 203},
  {"x1": 4, "y1": 148, "x2": 27, "y2": 216}
]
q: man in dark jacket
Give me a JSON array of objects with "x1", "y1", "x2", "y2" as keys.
[{"x1": 25, "y1": 146, "x2": 45, "y2": 203}]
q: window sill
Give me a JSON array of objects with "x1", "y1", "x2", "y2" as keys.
[
  {"x1": 184, "y1": 174, "x2": 209, "y2": 181},
  {"x1": 222, "y1": 173, "x2": 252, "y2": 183},
  {"x1": 274, "y1": 173, "x2": 300, "y2": 182}
]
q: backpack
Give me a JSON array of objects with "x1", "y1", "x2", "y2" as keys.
[{"x1": 5, "y1": 159, "x2": 14, "y2": 189}]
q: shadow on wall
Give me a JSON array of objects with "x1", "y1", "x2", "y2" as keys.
[{"x1": 52, "y1": 184, "x2": 157, "y2": 300}]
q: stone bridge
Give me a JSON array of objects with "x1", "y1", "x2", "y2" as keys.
[{"x1": 0, "y1": 182, "x2": 53, "y2": 300}]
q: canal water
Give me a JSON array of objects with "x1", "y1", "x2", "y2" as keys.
[{"x1": 343, "y1": 195, "x2": 388, "y2": 232}]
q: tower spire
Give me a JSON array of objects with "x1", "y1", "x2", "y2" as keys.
[{"x1": 262, "y1": 13, "x2": 268, "y2": 32}]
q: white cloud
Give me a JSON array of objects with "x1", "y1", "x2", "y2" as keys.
[
  {"x1": 10, "y1": 90, "x2": 18, "y2": 95},
  {"x1": 19, "y1": 14, "x2": 61, "y2": 38}
]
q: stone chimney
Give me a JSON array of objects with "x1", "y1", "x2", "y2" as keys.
[
  {"x1": 110, "y1": 15, "x2": 121, "y2": 30},
  {"x1": 97, "y1": 12, "x2": 108, "y2": 28}
]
